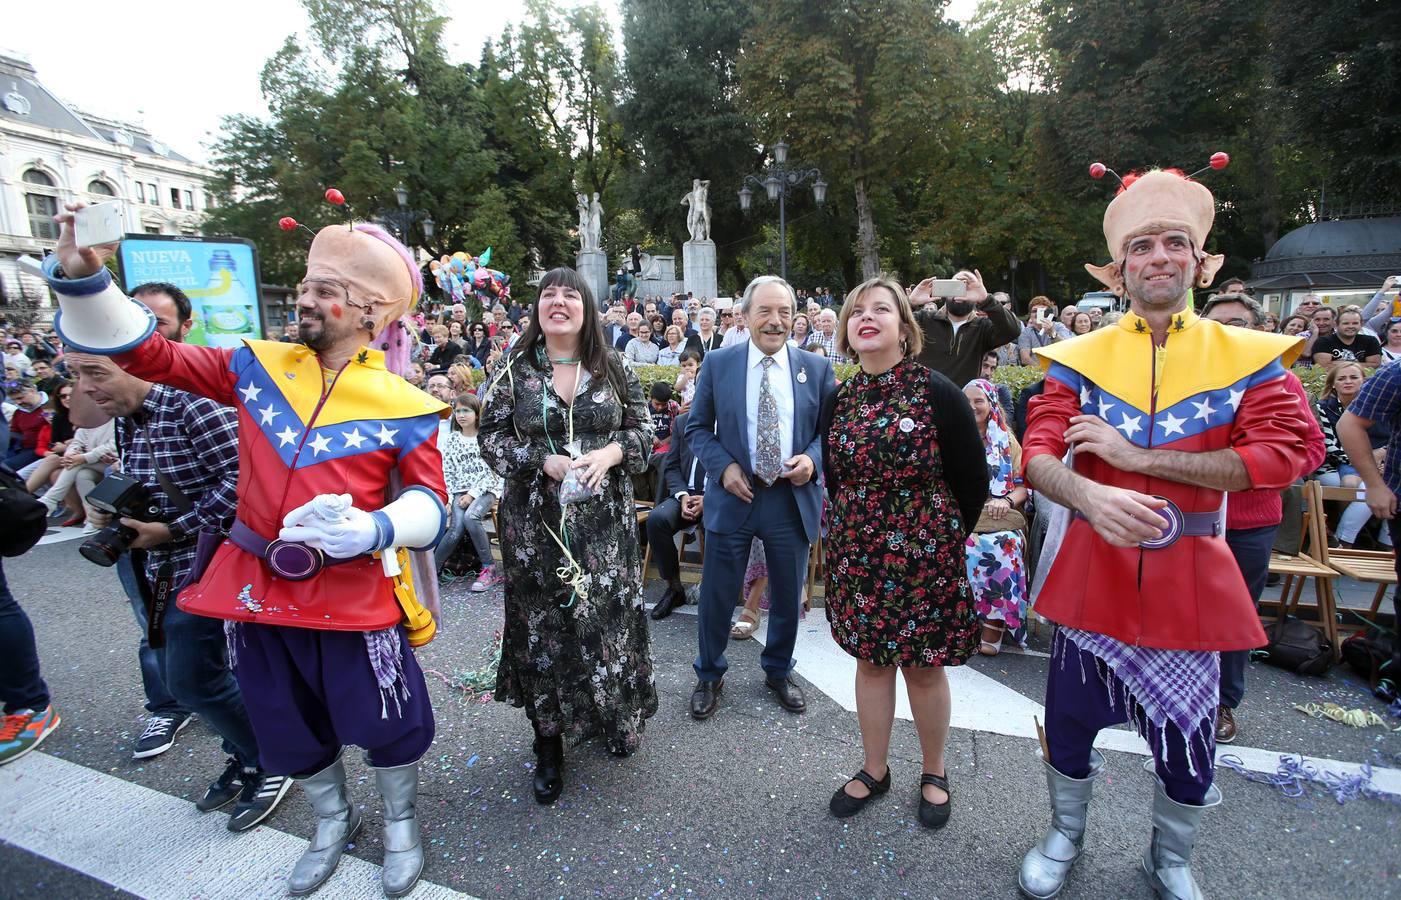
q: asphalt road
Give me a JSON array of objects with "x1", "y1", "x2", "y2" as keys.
[{"x1": 3, "y1": 533, "x2": 1400, "y2": 899}]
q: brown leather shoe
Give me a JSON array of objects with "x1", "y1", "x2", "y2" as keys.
[{"x1": 1215, "y1": 705, "x2": 1237, "y2": 744}]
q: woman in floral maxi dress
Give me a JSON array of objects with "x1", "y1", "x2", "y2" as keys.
[{"x1": 479, "y1": 267, "x2": 657, "y2": 805}]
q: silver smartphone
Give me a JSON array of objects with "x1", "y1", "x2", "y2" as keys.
[
  {"x1": 74, "y1": 200, "x2": 124, "y2": 248},
  {"x1": 930, "y1": 279, "x2": 967, "y2": 299}
]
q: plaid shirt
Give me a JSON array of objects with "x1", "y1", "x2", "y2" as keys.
[
  {"x1": 1347, "y1": 361, "x2": 1401, "y2": 493},
  {"x1": 116, "y1": 383, "x2": 240, "y2": 583},
  {"x1": 810, "y1": 329, "x2": 847, "y2": 363}
]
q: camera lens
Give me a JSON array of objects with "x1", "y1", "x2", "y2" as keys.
[{"x1": 79, "y1": 525, "x2": 132, "y2": 567}]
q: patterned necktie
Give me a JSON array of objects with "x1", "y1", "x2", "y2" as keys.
[{"x1": 755, "y1": 356, "x2": 782, "y2": 485}]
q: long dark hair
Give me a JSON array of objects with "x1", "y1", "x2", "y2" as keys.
[
  {"x1": 48, "y1": 381, "x2": 74, "y2": 443},
  {"x1": 513, "y1": 267, "x2": 625, "y2": 399}
]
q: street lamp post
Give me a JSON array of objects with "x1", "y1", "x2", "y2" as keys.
[
  {"x1": 738, "y1": 141, "x2": 827, "y2": 282},
  {"x1": 382, "y1": 182, "x2": 435, "y2": 251}
]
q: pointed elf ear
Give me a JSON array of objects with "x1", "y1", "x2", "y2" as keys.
[
  {"x1": 1196, "y1": 253, "x2": 1225, "y2": 288},
  {"x1": 1085, "y1": 261, "x2": 1124, "y2": 295}
]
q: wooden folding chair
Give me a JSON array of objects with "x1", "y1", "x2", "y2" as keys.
[
  {"x1": 1314, "y1": 483, "x2": 1397, "y2": 626},
  {"x1": 1263, "y1": 480, "x2": 1341, "y2": 653},
  {"x1": 806, "y1": 532, "x2": 823, "y2": 594}
]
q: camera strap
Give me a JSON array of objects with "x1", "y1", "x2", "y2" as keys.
[
  {"x1": 135, "y1": 422, "x2": 196, "y2": 516},
  {"x1": 129, "y1": 547, "x2": 172, "y2": 650},
  {"x1": 147, "y1": 559, "x2": 179, "y2": 650},
  {"x1": 134, "y1": 424, "x2": 195, "y2": 650}
]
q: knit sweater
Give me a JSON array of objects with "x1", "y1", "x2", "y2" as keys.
[
  {"x1": 1226, "y1": 372, "x2": 1327, "y2": 530},
  {"x1": 7, "y1": 395, "x2": 49, "y2": 451}
]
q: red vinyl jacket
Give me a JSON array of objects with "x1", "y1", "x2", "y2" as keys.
[
  {"x1": 1025, "y1": 310, "x2": 1309, "y2": 651},
  {"x1": 116, "y1": 335, "x2": 447, "y2": 631}
]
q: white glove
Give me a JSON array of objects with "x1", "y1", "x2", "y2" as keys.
[{"x1": 280, "y1": 494, "x2": 378, "y2": 559}]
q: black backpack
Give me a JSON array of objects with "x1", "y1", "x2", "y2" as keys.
[
  {"x1": 1258, "y1": 615, "x2": 1336, "y2": 676},
  {"x1": 1341, "y1": 626, "x2": 1398, "y2": 702},
  {"x1": 0, "y1": 466, "x2": 47, "y2": 557}
]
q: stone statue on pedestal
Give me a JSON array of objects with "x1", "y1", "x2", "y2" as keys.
[
  {"x1": 576, "y1": 191, "x2": 603, "y2": 252},
  {"x1": 681, "y1": 179, "x2": 711, "y2": 242}
]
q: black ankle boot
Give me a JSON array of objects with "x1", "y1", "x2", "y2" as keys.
[{"x1": 532, "y1": 734, "x2": 564, "y2": 805}]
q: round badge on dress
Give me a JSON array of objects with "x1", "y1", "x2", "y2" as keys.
[
  {"x1": 592, "y1": 389, "x2": 610, "y2": 403},
  {"x1": 898, "y1": 417, "x2": 915, "y2": 433}
]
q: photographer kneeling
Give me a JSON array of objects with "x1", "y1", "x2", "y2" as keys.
[{"x1": 67, "y1": 351, "x2": 290, "y2": 831}]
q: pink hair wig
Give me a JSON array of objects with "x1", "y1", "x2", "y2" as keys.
[{"x1": 352, "y1": 222, "x2": 423, "y2": 378}]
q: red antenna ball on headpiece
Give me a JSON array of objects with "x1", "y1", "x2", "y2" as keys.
[
  {"x1": 1209, "y1": 152, "x2": 1230, "y2": 171},
  {"x1": 325, "y1": 188, "x2": 346, "y2": 206},
  {"x1": 278, "y1": 216, "x2": 298, "y2": 231},
  {"x1": 1089, "y1": 162, "x2": 1107, "y2": 180}
]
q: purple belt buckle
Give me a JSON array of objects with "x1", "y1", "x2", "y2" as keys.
[
  {"x1": 266, "y1": 539, "x2": 324, "y2": 581},
  {"x1": 1139, "y1": 496, "x2": 1184, "y2": 550}
]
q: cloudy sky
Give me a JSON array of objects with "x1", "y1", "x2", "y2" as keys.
[{"x1": 6, "y1": 0, "x2": 976, "y2": 165}]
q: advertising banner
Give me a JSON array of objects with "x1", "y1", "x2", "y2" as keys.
[{"x1": 117, "y1": 235, "x2": 263, "y2": 348}]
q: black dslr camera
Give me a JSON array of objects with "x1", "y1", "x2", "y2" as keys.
[{"x1": 79, "y1": 472, "x2": 166, "y2": 567}]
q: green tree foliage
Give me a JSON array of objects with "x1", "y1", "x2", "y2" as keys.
[
  {"x1": 903, "y1": 0, "x2": 1099, "y2": 304},
  {"x1": 201, "y1": 0, "x2": 1398, "y2": 307},
  {"x1": 505, "y1": 0, "x2": 632, "y2": 202},
  {"x1": 203, "y1": 0, "x2": 573, "y2": 289},
  {"x1": 1034, "y1": 0, "x2": 1321, "y2": 280},
  {"x1": 618, "y1": 0, "x2": 758, "y2": 283},
  {"x1": 1272, "y1": 0, "x2": 1401, "y2": 204},
  {"x1": 738, "y1": 0, "x2": 973, "y2": 280}
]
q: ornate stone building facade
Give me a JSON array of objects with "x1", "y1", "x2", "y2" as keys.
[{"x1": 0, "y1": 52, "x2": 212, "y2": 319}]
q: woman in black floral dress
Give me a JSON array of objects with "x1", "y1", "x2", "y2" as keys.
[
  {"x1": 822, "y1": 276, "x2": 987, "y2": 829},
  {"x1": 479, "y1": 267, "x2": 658, "y2": 805}
]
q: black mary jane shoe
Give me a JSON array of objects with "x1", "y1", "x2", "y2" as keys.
[
  {"x1": 533, "y1": 735, "x2": 564, "y2": 805},
  {"x1": 917, "y1": 772, "x2": 951, "y2": 829},
  {"x1": 829, "y1": 767, "x2": 891, "y2": 818}
]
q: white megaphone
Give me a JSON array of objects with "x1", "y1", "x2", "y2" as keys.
[{"x1": 24, "y1": 254, "x2": 156, "y2": 354}]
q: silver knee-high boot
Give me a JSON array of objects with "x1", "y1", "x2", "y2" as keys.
[
  {"x1": 1142, "y1": 778, "x2": 1222, "y2": 899},
  {"x1": 287, "y1": 755, "x2": 362, "y2": 896},
  {"x1": 373, "y1": 761, "x2": 424, "y2": 898},
  {"x1": 1018, "y1": 750, "x2": 1105, "y2": 899}
]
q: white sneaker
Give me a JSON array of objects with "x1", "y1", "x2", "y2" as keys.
[{"x1": 80, "y1": 523, "x2": 101, "y2": 536}]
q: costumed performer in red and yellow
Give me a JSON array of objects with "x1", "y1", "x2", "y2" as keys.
[
  {"x1": 1016, "y1": 157, "x2": 1308, "y2": 900},
  {"x1": 44, "y1": 195, "x2": 447, "y2": 899}
]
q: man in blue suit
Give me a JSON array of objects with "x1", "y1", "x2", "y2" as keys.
[{"x1": 685, "y1": 276, "x2": 837, "y2": 719}]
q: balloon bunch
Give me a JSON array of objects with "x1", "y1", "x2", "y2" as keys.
[{"x1": 428, "y1": 247, "x2": 512, "y2": 309}]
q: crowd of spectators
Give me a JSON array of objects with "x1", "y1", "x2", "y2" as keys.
[{"x1": 7, "y1": 270, "x2": 1401, "y2": 766}]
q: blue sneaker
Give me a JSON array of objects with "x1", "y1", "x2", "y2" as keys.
[{"x1": 0, "y1": 705, "x2": 61, "y2": 766}]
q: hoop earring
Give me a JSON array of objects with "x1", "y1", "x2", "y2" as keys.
[{"x1": 901, "y1": 338, "x2": 908, "y2": 355}]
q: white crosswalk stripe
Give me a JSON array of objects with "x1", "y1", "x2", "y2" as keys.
[
  {"x1": 657, "y1": 602, "x2": 1401, "y2": 796},
  {"x1": 0, "y1": 752, "x2": 478, "y2": 900}
]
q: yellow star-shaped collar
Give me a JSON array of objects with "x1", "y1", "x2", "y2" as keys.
[
  {"x1": 1117, "y1": 307, "x2": 1200, "y2": 336},
  {"x1": 245, "y1": 339, "x2": 446, "y2": 426}
]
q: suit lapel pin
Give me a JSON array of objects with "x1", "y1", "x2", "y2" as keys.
[{"x1": 796, "y1": 367, "x2": 807, "y2": 384}]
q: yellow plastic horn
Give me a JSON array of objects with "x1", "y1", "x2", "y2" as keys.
[{"x1": 391, "y1": 547, "x2": 436, "y2": 647}]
